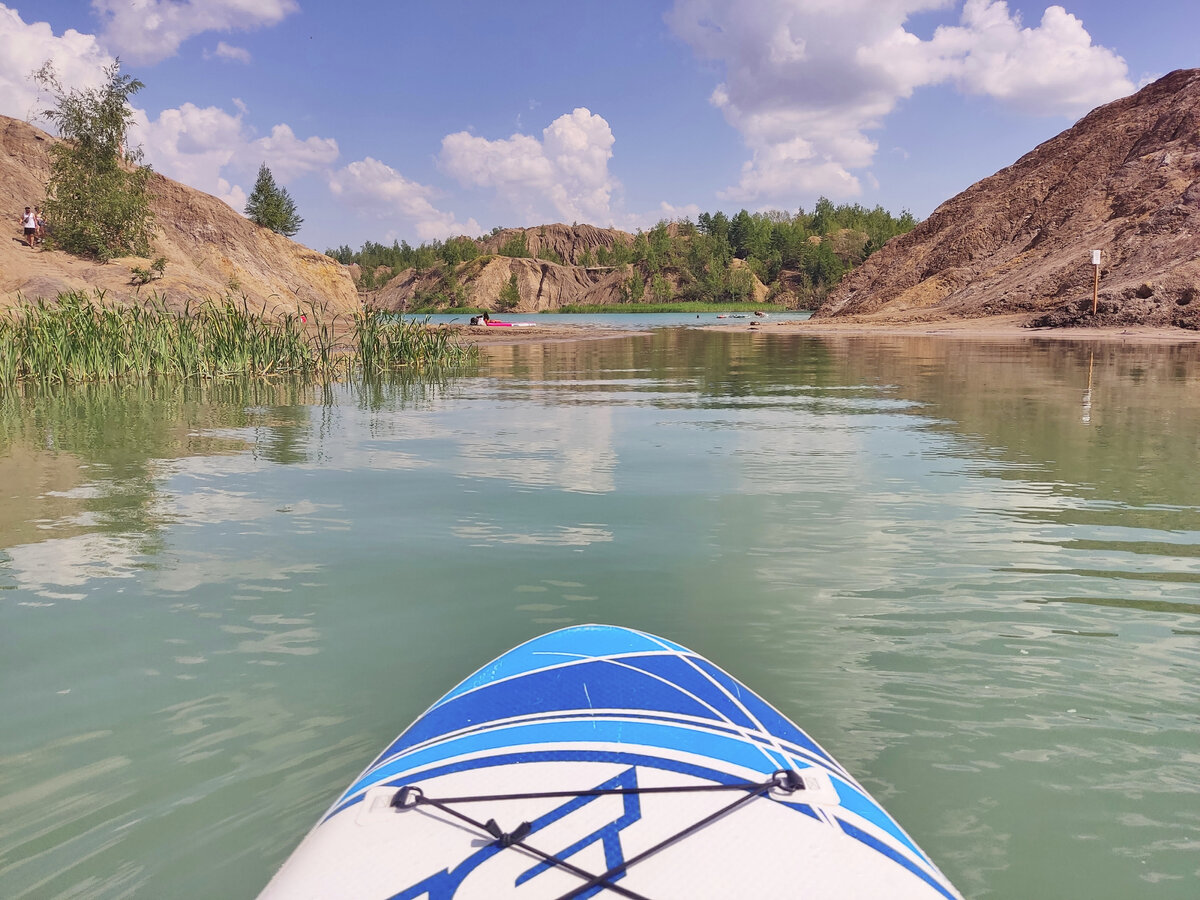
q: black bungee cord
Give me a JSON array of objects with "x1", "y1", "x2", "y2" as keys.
[{"x1": 390, "y1": 769, "x2": 806, "y2": 899}]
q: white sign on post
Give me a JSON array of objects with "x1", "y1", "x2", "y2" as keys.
[{"x1": 1091, "y1": 250, "x2": 1102, "y2": 265}]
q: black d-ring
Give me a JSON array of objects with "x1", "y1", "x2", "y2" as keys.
[
  {"x1": 391, "y1": 785, "x2": 424, "y2": 810},
  {"x1": 771, "y1": 769, "x2": 805, "y2": 794}
]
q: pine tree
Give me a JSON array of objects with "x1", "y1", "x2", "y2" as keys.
[{"x1": 244, "y1": 163, "x2": 303, "y2": 237}]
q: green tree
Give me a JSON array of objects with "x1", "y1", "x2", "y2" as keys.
[
  {"x1": 621, "y1": 270, "x2": 645, "y2": 303},
  {"x1": 497, "y1": 273, "x2": 521, "y2": 311},
  {"x1": 650, "y1": 273, "x2": 672, "y2": 302},
  {"x1": 498, "y1": 231, "x2": 530, "y2": 258},
  {"x1": 244, "y1": 163, "x2": 303, "y2": 237},
  {"x1": 37, "y1": 60, "x2": 154, "y2": 261}
]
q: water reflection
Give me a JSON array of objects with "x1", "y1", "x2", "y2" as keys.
[{"x1": 2, "y1": 331, "x2": 1199, "y2": 899}]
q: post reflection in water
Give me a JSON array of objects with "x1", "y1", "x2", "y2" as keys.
[{"x1": 0, "y1": 330, "x2": 1198, "y2": 899}]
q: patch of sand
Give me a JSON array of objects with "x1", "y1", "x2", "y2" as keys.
[{"x1": 712, "y1": 314, "x2": 1200, "y2": 343}]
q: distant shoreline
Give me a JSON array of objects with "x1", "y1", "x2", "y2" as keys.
[{"x1": 449, "y1": 313, "x2": 1200, "y2": 345}]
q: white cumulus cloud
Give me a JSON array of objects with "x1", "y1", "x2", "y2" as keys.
[
  {"x1": 0, "y1": 5, "x2": 330, "y2": 215},
  {"x1": 130, "y1": 102, "x2": 338, "y2": 212},
  {"x1": 248, "y1": 124, "x2": 339, "y2": 181},
  {"x1": 92, "y1": 0, "x2": 299, "y2": 64},
  {"x1": 666, "y1": 0, "x2": 1134, "y2": 203},
  {"x1": 205, "y1": 41, "x2": 252, "y2": 64},
  {"x1": 329, "y1": 157, "x2": 480, "y2": 241},
  {"x1": 439, "y1": 108, "x2": 619, "y2": 225},
  {"x1": 0, "y1": 3, "x2": 113, "y2": 123},
  {"x1": 922, "y1": 1, "x2": 1134, "y2": 113}
]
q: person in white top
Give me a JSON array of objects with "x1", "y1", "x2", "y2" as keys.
[{"x1": 21, "y1": 207, "x2": 37, "y2": 248}]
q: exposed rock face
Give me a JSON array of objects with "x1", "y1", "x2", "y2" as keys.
[
  {"x1": 478, "y1": 223, "x2": 632, "y2": 265},
  {"x1": 371, "y1": 256, "x2": 633, "y2": 312},
  {"x1": 373, "y1": 222, "x2": 777, "y2": 311},
  {"x1": 370, "y1": 223, "x2": 650, "y2": 310},
  {"x1": 1, "y1": 115, "x2": 358, "y2": 315},
  {"x1": 817, "y1": 69, "x2": 1200, "y2": 328}
]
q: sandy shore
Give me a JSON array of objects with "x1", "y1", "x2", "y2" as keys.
[
  {"x1": 451, "y1": 314, "x2": 1200, "y2": 345},
  {"x1": 728, "y1": 314, "x2": 1200, "y2": 343}
]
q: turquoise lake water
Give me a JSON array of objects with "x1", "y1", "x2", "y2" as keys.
[
  {"x1": 412, "y1": 310, "x2": 810, "y2": 328},
  {"x1": 2, "y1": 327, "x2": 1198, "y2": 898}
]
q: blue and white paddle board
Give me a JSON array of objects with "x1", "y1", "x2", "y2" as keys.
[{"x1": 260, "y1": 625, "x2": 962, "y2": 899}]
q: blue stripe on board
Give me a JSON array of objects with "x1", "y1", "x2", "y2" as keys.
[
  {"x1": 328, "y1": 747, "x2": 821, "y2": 829},
  {"x1": 341, "y1": 718, "x2": 792, "y2": 804},
  {"x1": 689, "y1": 657, "x2": 836, "y2": 767},
  {"x1": 372, "y1": 710, "x2": 853, "y2": 787},
  {"x1": 435, "y1": 626, "x2": 690, "y2": 707},
  {"x1": 378, "y1": 660, "x2": 728, "y2": 761},
  {"x1": 837, "y1": 818, "x2": 959, "y2": 900},
  {"x1": 368, "y1": 711, "x2": 925, "y2": 866},
  {"x1": 832, "y1": 778, "x2": 928, "y2": 863},
  {"x1": 613, "y1": 654, "x2": 759, "y2": 730}
]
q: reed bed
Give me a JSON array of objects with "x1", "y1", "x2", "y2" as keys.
[{"x1": 0, "y1": 292, "x2": 475, "y2": 386}]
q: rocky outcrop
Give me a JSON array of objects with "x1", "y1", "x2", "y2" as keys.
[
  {"x1": 817, "y1": 69, "x2": 1200, "y2": 328},
  {"x1": 1, "y1": 115, "x2": 358, "y2": 315},
  {"x1": 371, "y1": 255, "x2": 634, "y2": 312},
  {"x1": 477, "y1": 223, "x2": 633, "y2": 265}
]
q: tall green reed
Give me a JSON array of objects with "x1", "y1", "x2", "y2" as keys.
[
  {"x1": 353, "y1": 307, "x2": 474, "y2": 374},
  {"x1": 0, "y1": 292, "x2": 475, "y2": 386}
]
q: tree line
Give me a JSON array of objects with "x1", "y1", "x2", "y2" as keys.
[{"x1": 326, "y1": 200, "x2": 916, "y2": 306}]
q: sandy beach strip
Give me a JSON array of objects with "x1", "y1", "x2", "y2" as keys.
[{"x1": 723, "y1": 314, "x2": 1200, "y2": 343}]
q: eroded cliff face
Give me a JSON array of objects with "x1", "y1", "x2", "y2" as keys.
[
  {"x1": 477, "y1": 223, "x2": 633, "y2": 265},
  {"x1": 817, "y1": 69, "x2": 1200, "y2": 328},
  {"x1": 1, "y1": 115, "x2": 358, "y2": 315},
  {"x1": 369, "y1": 223, "x2": 773, "y2": 312},
  {"x1": 371, "y1": 255, "x2": 634, "y2": 312}
]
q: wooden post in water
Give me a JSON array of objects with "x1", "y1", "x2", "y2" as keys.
[{"x1": 1091, "y1": 249, "x2": 1101, "y2": 315}]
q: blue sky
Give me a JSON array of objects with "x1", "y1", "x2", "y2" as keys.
[{"x1": 1, "y1": 1, "x2": 1194, "y2": 253}]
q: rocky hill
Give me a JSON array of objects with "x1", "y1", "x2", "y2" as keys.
[
  {"x1": 372, "y1": 255, "x2": 632, "y2": 312},
  {"x1": 817, "y1": 69, "x2": 1200, "y2": 328},
  {"x1": 1, "y1": 115, "x2": 357, "y2": 315},
  {"x1": 368, "y1": 222, "x2": 778, "y2": 312},
  {"x1": 477, "y1": 223, "x2": 632, "y2": 265}
]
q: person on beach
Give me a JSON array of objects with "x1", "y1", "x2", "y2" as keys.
[{"x1": 21, "y1": 207, "x2": 37, "y2": 248}]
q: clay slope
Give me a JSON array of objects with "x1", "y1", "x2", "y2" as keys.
[
  {"x1": 1, "y1": 115, "x2": 357, "y2": 315},
  {"x1": 817, "y1": 69, "x2": 1200, "y2": 328}
]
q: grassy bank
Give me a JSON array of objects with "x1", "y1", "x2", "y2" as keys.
[{"x1": 0, "y1": 292, "x2": 475, "y2": 386}]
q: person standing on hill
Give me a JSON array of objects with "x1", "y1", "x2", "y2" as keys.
[{"x1": 21, "y1": 207, "x2": 37, "y2": 248}]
